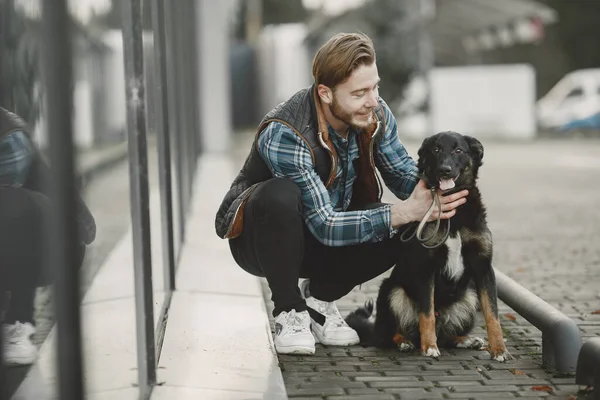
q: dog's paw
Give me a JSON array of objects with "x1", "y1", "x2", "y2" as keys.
[
  {"x1": 456, "y1": 336, "x2": 486, "y2": 350},
  {"x1": 398, "y1": 341, "x2": 416, "y2": 352},
  {"x1": 422, "y1": 345, "x2": 441, "y2": 358},
  {"x1": 491, "y1": 349, "x2": 513, "y2": 362}
]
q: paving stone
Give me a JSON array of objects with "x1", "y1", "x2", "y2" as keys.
[
  {"x1": 451, "y1": 385, "x2": 521, "y2": 392},
  {"x1": 446, "y1": 395, "x2": 518, "y2": 399},
  {"x1": 369, "y1": 381, "x2": 435, "y2": 389},
  {"x1": 481, "y1": 380, "x2": 553, "y2": 386},
  {"x1": 346, "y1": 388, "x2": 389, "y2": 395},
  {"x1": 354, "y1": 376, "x2": 420, "y2": 382},
  {"x1": 513, "y1": 391, "x2": 552, "y2": 397},
  {"x1": 286, "y1": 387, "x2": 345, "y2": 397},
  {"x1": 324, "y1": 396, "x2": 395, "y2": 400},
  {"x1": 383, "y1": 387, "x2": 450, "y2": 398},
  {"x1": 296, "y1": 382, "x2": 368, "y2": 389}
]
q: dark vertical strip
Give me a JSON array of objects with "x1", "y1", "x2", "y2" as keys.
[
  {"x1": 163, "y1": 1, "x2": 185, "y2": 248},
  {"x1": 41, "y1": 2, "x2": 85, "y2": 400},
  {"x1": 120, "y1": 0, "x2": 157, "y2": 396},
  {"x1": 150, "y1": 0, "x2": 175, "y2": 292}
]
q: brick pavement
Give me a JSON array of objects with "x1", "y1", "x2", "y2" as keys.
[{"x1": 261, "y1": 139, "x2": 600, "y2": 400}]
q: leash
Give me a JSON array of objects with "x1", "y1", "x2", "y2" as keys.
[{"x1": 399, "y1": 177, "x2": 451, "y2": 249}]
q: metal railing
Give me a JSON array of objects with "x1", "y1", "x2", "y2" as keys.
[
  {"x1": 495, "y1": 269, "x2": 582, "y2": 373},
  {"x1": 121, "y1": 0, "x2": 157, "y2": 396},
  {"x1": 41, "y1": 1, "x2": 85, "y2": 399}
]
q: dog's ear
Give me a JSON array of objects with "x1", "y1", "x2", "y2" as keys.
[
  {"x1": 464, "y1": 136, "x2": 484, "y2": 163},
  {"x1": 417, "y1": 135, "x2": 435, "y2": 163}
]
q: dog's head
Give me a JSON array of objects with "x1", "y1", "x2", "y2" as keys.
[{"x1": 417, "y1": 131, "x2": 484, "y2": 192}]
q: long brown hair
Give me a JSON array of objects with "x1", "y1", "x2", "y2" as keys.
[{"x1": 312, "y1": 32, "x2": 376, "y2": 89}]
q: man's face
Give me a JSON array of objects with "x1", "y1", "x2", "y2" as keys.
[{"x1": 328, "y1": 62, "x2": 380, "y2": 131}]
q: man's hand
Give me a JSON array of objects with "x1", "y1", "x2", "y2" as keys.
[{"x1": 390, "y1": 180, "x2": 468, "y2": 228}]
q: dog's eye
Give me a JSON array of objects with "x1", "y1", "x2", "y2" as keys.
[
  {"x1": 432, "y1": 147, "x2": 440, "y2": 154},
  {"x1": 455, "y1": 148, "x2": 463, "y2": 154}
]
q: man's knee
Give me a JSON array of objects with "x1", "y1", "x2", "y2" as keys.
[{"x1": 248, "y1": 178, "x2": 302, "y2": 219}]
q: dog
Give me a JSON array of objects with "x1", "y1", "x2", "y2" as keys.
[{"x1": 346, "y1": 131, "x2": 512, "y2": 362}]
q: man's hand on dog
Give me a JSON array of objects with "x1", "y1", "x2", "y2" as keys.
[{"x1": 391, "y1": 180, "x2": 468, "y2": 228}]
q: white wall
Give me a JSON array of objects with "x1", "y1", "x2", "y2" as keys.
[
  {"x1": 101, "y1": 30, "x2": 128, "y2": 140},
  {"x1": 257, "y1": 23, "x2": 312, "y2": 116},
  {"x1": 196, "y1": 0, "x2": 232, "y2": 153},
  {"x1": 429, "y1": 64, "x2": 536, "y2": 140}
]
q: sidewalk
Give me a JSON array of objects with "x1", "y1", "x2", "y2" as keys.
[{"x1": 12, "y1": 131, "x2": 287, "y2": 400}]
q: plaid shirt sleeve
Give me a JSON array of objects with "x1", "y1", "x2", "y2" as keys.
[
  {"x1": 257, "y1": 122, "x2": 395, "y2": 247},
  {"x1": 374, "y1": 98, "x2": 419, "y2": 200},
  {"x1": 0, "y1": 130, "x2": 34, "y2": 187}
]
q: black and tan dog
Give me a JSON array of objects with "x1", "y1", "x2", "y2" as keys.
[{"x1": 346, "y1": 131, "x2": 511, "y2": 362}]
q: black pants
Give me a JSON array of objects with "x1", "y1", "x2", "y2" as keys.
[
  {"x1": 0, "y1": 187, "x2": 86, "y2": 325},
  {"x1": 229, "y1": 178, "x2": 403, "y2": 317}
]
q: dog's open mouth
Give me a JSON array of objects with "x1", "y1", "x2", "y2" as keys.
[{"x1": 439, "y1": 174, "x2": 460, "y2": 191}]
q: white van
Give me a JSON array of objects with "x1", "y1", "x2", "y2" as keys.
[{"x1": 537, "y1": 68, "x2": 600, "y2": 131}]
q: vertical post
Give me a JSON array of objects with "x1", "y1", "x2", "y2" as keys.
[
  {"x1": 0, "y1": 0, "x2": 13, "y2": 109},
  {"x1": 150, "y1": 0, "x2": 176, "y2": 292},
  {"x1": 163, "y1": 1, "x2": 186, "y2": 246},
  {"x1": 175, "y1": 2, "x2": 191, "y2": 231},
  {"x1": 41, "y1": 1, "x2": 85, "y2": 399},
  {"x1": 120, "y1": 0, "x2": 157, "y2": 396}
]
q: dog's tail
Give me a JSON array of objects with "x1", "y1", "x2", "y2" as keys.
[{"x1": 344, "y1": 299, "x2": 376, "y2": 345}]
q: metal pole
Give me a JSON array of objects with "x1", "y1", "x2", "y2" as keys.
[
  {"x1": 576, "y1": 337, "x2": 600, "y2": 399},
  {"x1": 174, "y1": 2, "x2": 190, "y2": 233},
  {"x1": 495, "y1": 269, "x2": 582, "y2": 372},
  {"x1": 163, "y1": 1, "x2": 186, "y2": 248},
  {"x1": 41, "y1": 1, "x2": 85, "y2": 399},
  {"x1": 120, "y1": 0, "x2": 157, "y2": 396},
  {"x1": 150, "y1": 0, "x2": 176, "y2": 292}
]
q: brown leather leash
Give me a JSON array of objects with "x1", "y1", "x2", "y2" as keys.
[{"x1": 399, "y1": 186, "x2": 451, "y2": 249}]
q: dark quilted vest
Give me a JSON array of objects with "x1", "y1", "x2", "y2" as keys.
[
  {"x1": 214, "y1": 85, "x2": 385, "y2": 239},
  {"x1": 0, "y1": 107, "x2": 97, "y2": 245}
]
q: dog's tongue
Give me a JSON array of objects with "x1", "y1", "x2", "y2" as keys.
[{"x1": 439, "y1": 179, "x2": 455, "y2": 191}]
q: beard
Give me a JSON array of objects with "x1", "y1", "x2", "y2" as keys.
[{"x1": 330, "y1": 95, "x2": 373, "y2": 131}]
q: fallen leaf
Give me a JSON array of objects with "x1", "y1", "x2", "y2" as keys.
[
  {"x1": 515, "y1": 267, "x2": 526, "y2": 273},
  {"x1": 567, "y1": 395, "x2": 577, "y2": 400},
  {"x1": 531, "y1": 385, "x2": 553, "y2": 393},
  {"x1": 504, "y1": 313, "x2": 517, "y2": 321},
  {"x1": 591, "y1": 310, "x2": 600, "y2": 315},
  {"x1": 511, "y1": 369, "x2": 526, "y2": 375}
]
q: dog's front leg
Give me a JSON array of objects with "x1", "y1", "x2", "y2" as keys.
[
  {"x1": 418, "y1": 281, "x2": 440, "y2": 357},
  {"x1": 465, "y1": 240, "x2": 512, "y2": 362},
  {"x1": 478, "y1": 281, "x2": 511, "y2": 361}
]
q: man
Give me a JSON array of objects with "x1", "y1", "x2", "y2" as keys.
[
  {"x1": 215, "y1": 33, "x2": 468, "y2": 355},
  {"x1": 0, "y1": 107, "x2": 95, "y2": 366}
]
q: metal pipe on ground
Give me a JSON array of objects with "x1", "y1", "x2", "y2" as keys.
[
  {"x1": 576, "y1": 337, "x2": 600, "y2": 400},
  {"x1": 495, "y1": 269, "x2": 582, "y2": 373}
]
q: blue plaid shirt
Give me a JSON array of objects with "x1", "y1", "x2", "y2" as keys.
[
  {"x1": 257, "y1": 98, "x2": 419, "y2": 247},
  {"x1": 0, "y1": 130, "x2": 33, "y2": 187}
]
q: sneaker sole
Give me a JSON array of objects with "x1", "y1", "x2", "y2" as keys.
[
  {"x1": 312, "y1": 330, "x2": 360, "y2": 346},
  {"x1": 3, "y1": 355, "x2": 36, "y2": 366},
  {"x1": 275, "y1": 344, "x2": 315, "y2": 355}
]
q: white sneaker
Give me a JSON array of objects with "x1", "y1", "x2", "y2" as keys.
[
  {"x1": 273, "y1": 310, "x2": 315, "y2": 355},
  {"x1": 3, "y1": 321, "x2": 38, "y2": 366},
  {"x1": 300, "y1": 280, "x2": 360, "y2": 346}
]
